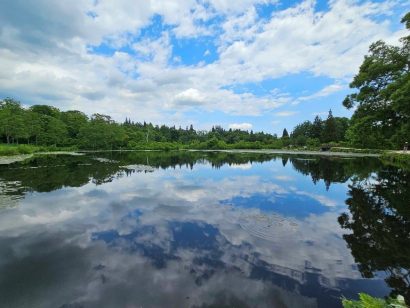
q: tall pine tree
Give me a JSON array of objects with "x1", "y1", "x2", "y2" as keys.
[
  {"x1": 322, "y1": 110, "x2": 337, "y2": 143},
  {"x1": 311, "y1": 115, "x2": 323, "y2": 140}
]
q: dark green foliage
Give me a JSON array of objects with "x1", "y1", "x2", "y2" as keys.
[
  {"x1": 60, "y1": 110, "x2": 88, "y2": 143},
  {"x1": 290, "y1": 112, "x2": 349, "y2": 147},
  {"x1": 343, "y1": 13, "x2": 410, "y2": 149},
  {"x1": 321, "y1": 110, "x2": 338, "y2": 143},
  {"x1": 342, "y1": 293, "x2": 406, "y2": 308},
  {"x1": 381, "y1": 152, "x2": 410, "y2": 169},
  {"x1": 282, "y1": 128, "x2": 289, "y2": 138},
  {"x1": 311, "y1": 115, "x2": 323, "y2": 140},
  {"x1": 0, "y1": 98, "x2": 281, "y2": 150},
  {"x1": 338, "y1": 166, "x2": 410, "y2": 305},
  {"x1": 0, "y1": 98, "x2": 27, "y2": 144},
  {"x1": 291, "y1": 121, "x2": 312, "y2": 144},
  {"x1": 290, "y1": 156, "x2": 380, "y2": 190}
]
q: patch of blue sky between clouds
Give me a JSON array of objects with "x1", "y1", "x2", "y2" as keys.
[
  {"x1": 258, "y1": 0, "x2": 329, "y2": 15},
  {"x1": 89, "y1": 13, "x2": 219, "y2": 67},
  {"x1": 89, "y1": 43, "x2": 132, "y2": 57},
  {"x1": 89, "y1": 14, "x2": 167, "y2": 57},
  {"x1": 223, "y1": 73, "x2": 336, "y2": 97},
  {"x1": 171, "y1": 37, "x2": 219, "y2": 66},
  {"x1": 255, "y1": 2, "x2": 278, "y2": 20}
]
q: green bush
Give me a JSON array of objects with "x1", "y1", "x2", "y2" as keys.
[
  {"x1": 342, "y1": 293, "x2": 406, "y2": 308},
  {"x1": 0, "y1": 144, "x2": 41, "y2": 156},
  {"x1": 381, "y1": 152, "x2": 410, "y2": 169}
]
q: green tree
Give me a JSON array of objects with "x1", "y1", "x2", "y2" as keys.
[
  {"x1": 311, "y1": 115, "x2": 323, "y2": 141},
  {"x1": 334, "y1": 117, "x2": 349, "y2": 142},
  {"x1": 291, "y1": 121, "x2": 315, "y2": 146},
  {"x1": 338, "y1": 167, "x2": 410, "y2": 304},
  {"x1": 78, "y1": 114, "x2": 127, "y2": 150},
  {"x1": 37, "y1": 115, "x2": 68, "y2": 146},
  {"x1": 30, "y1": 105, "x2": 61, "y2": 118},
  {"x1": 321, "y1": 110, "x2": 338, "y2": 143},
  {"x1": 0, "y1": 98, "x2": 28, "y2": 144},
  {"x1": 25, "y1": 111, "x2": 43, "y2": 145},
  {"x1": 282, "y1": 128, "x2": 289, "y2": 138},
  {"x1": 60, "y1": 110, "x2": 89, "y2": 144},
  {"x1": 343, "y1": 13, "x2": 410, "y2": 149}
]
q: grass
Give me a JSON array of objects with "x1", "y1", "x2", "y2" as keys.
[
  {"x1": 0, "y1": 144, "x2": 41, "y2": 156},
  {"x1": 330, "y1": 147, "x2": 384, "y2": 154},
  {"x1": 0, "y1": 144, "x2": 79, "y2": 156},
  {"x1": 381, "y1": 151, "x2": 410, "y2": 169}
]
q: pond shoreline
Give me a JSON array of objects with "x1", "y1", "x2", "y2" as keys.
[
  {"x1": 77, "y1": 148, "x2": 382, "y2": 157},
  {"x1": 186, "y1": 149, "x2": 382, "y2": 157},
  {"x1": 2, "y1": 148, "x2": 409, "y2": 165},
  {"x1": 0, "y1": 148, "x2": 383, "y2": 165}
]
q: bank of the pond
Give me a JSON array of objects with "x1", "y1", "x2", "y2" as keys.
[
  {"x1": 381, "y1": 151, "x2": 410, "y2": 169},
  {"x1": 0, "y1": 144, "x2": 80, "y2": 156},
  {"x1": 3, "y1": 145, "x2": 410, "y2": 166},
  {"x1": 188, "y1": 149, "x2": 381, "y2": 157}
]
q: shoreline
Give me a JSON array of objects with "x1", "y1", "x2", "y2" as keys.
[
  {"x1": 0, "y1": 148, "x2": 382, "y2": 164},
  {"x1": 186, "y1": 149, "x2": 381, "y2": 157}
]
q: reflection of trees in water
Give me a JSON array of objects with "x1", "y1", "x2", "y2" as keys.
[
  {"x1": 290, "y1": 156, "x2": 381, "y2": 190},
  {"x1": 0, "y1": 152, "x2": 391, "y2": 206},
  {"x1": 0, "y1": 180, "x2": 25, "y2": 208},
  {"x1": 338, "y1": 167, "x2": 410, "y2": 305},
  {"x1": 0, "y1": 152, "x2": 278, "y2": 202},
  {"x1": 0, "y1": 155, "x2": 121, "y2": 191}
]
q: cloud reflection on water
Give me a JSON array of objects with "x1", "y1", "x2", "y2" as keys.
[{"x1": 0, "y1": 153, "x2": 391, "y2": 307}]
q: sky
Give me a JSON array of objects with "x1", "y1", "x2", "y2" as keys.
[{"x1": 0, "y1": 0, "x2": 409, "y2": 135}]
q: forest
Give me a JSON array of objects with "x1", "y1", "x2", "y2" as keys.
[{"x1": 0, "y1": 98, "x2": 349, "y2": 152}]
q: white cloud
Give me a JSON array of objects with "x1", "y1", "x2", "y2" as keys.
[
  {"x1": 274, "y1": 175, "x2": 294, "y2": 181},
  {"x1": 229, "y1": 123, "x2": 253, "y2": 130},
  {"x1": 275, "y1": 111, "x2": 297, "y2": 117},
  {"x1": 173, "y1": 88, "x2": 206, "y2": 106},
  {"x1": 294, "y1": 190, "x2": 339, "y2": 207},
  {"x1": 296, "y1": 83, "x2": 346, "y2": 103},
  {"x1": 229, "y1": 163, "x2": 253, "y2": 169},
  {"x1": 0, "y1": 0, "x2": 407, "y2": 126}
]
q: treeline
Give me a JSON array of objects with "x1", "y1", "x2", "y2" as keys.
[
  {"x1": 0, "y1": 98, "x2": 285, "y2": 150},
  {"x1": 0, "y1": 97, "x2": 354, "y2": 151},
  {"x1": 0, "y1": 98, "x2": 367, "y2": 151},
  {"x1": 286, "y1": 110, "x2": 349, "y2": 148}
]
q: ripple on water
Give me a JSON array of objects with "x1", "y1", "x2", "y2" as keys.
[
  {"x1": 239, "y1": 212, "x2": 299, "y2": 242},
  {"x1": 0, "y1": 180, "x2": 24, "y2": 208}
]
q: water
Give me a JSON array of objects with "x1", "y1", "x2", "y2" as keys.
[{"x1": 0, "y1": 151, "x2": 408, "y2": 308}]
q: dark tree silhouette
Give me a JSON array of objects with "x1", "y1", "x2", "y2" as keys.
[{"x1": 338, "y1": 167, "x2": 410, "y2": 304}]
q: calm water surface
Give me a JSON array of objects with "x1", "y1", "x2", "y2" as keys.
[{"x1": 0, "y1": 151, "x2": 408, "y2": 308}]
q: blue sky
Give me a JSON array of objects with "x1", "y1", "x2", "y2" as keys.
[{"x1": 0, "y1": 0, "x2": 408, "y2": 134}]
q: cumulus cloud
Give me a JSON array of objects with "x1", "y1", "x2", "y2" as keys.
[
  {"x1": 229, "y1": 123, "x2": 253, "y2": 130},
  {"x1": 0, "y1": 0, "x2": 407, "y2": 126},
  {"x1": 173, "y1": 88, "x2": 206, "y2": 106},
  {"x1": 0, "y1": 157, "x2": 361, "y2": 298}
]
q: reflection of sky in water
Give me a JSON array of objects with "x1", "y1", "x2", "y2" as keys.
[
  {"x1": 0, "y1": 154, "x2": 391, "y2": 308},
  {"x1": 221, "y1": 193, "x2": 329, "y2": 218}
]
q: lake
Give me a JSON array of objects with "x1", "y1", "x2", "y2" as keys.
[{"x1": 0, "y1": 151, "x2": 408, "y2": 308}]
